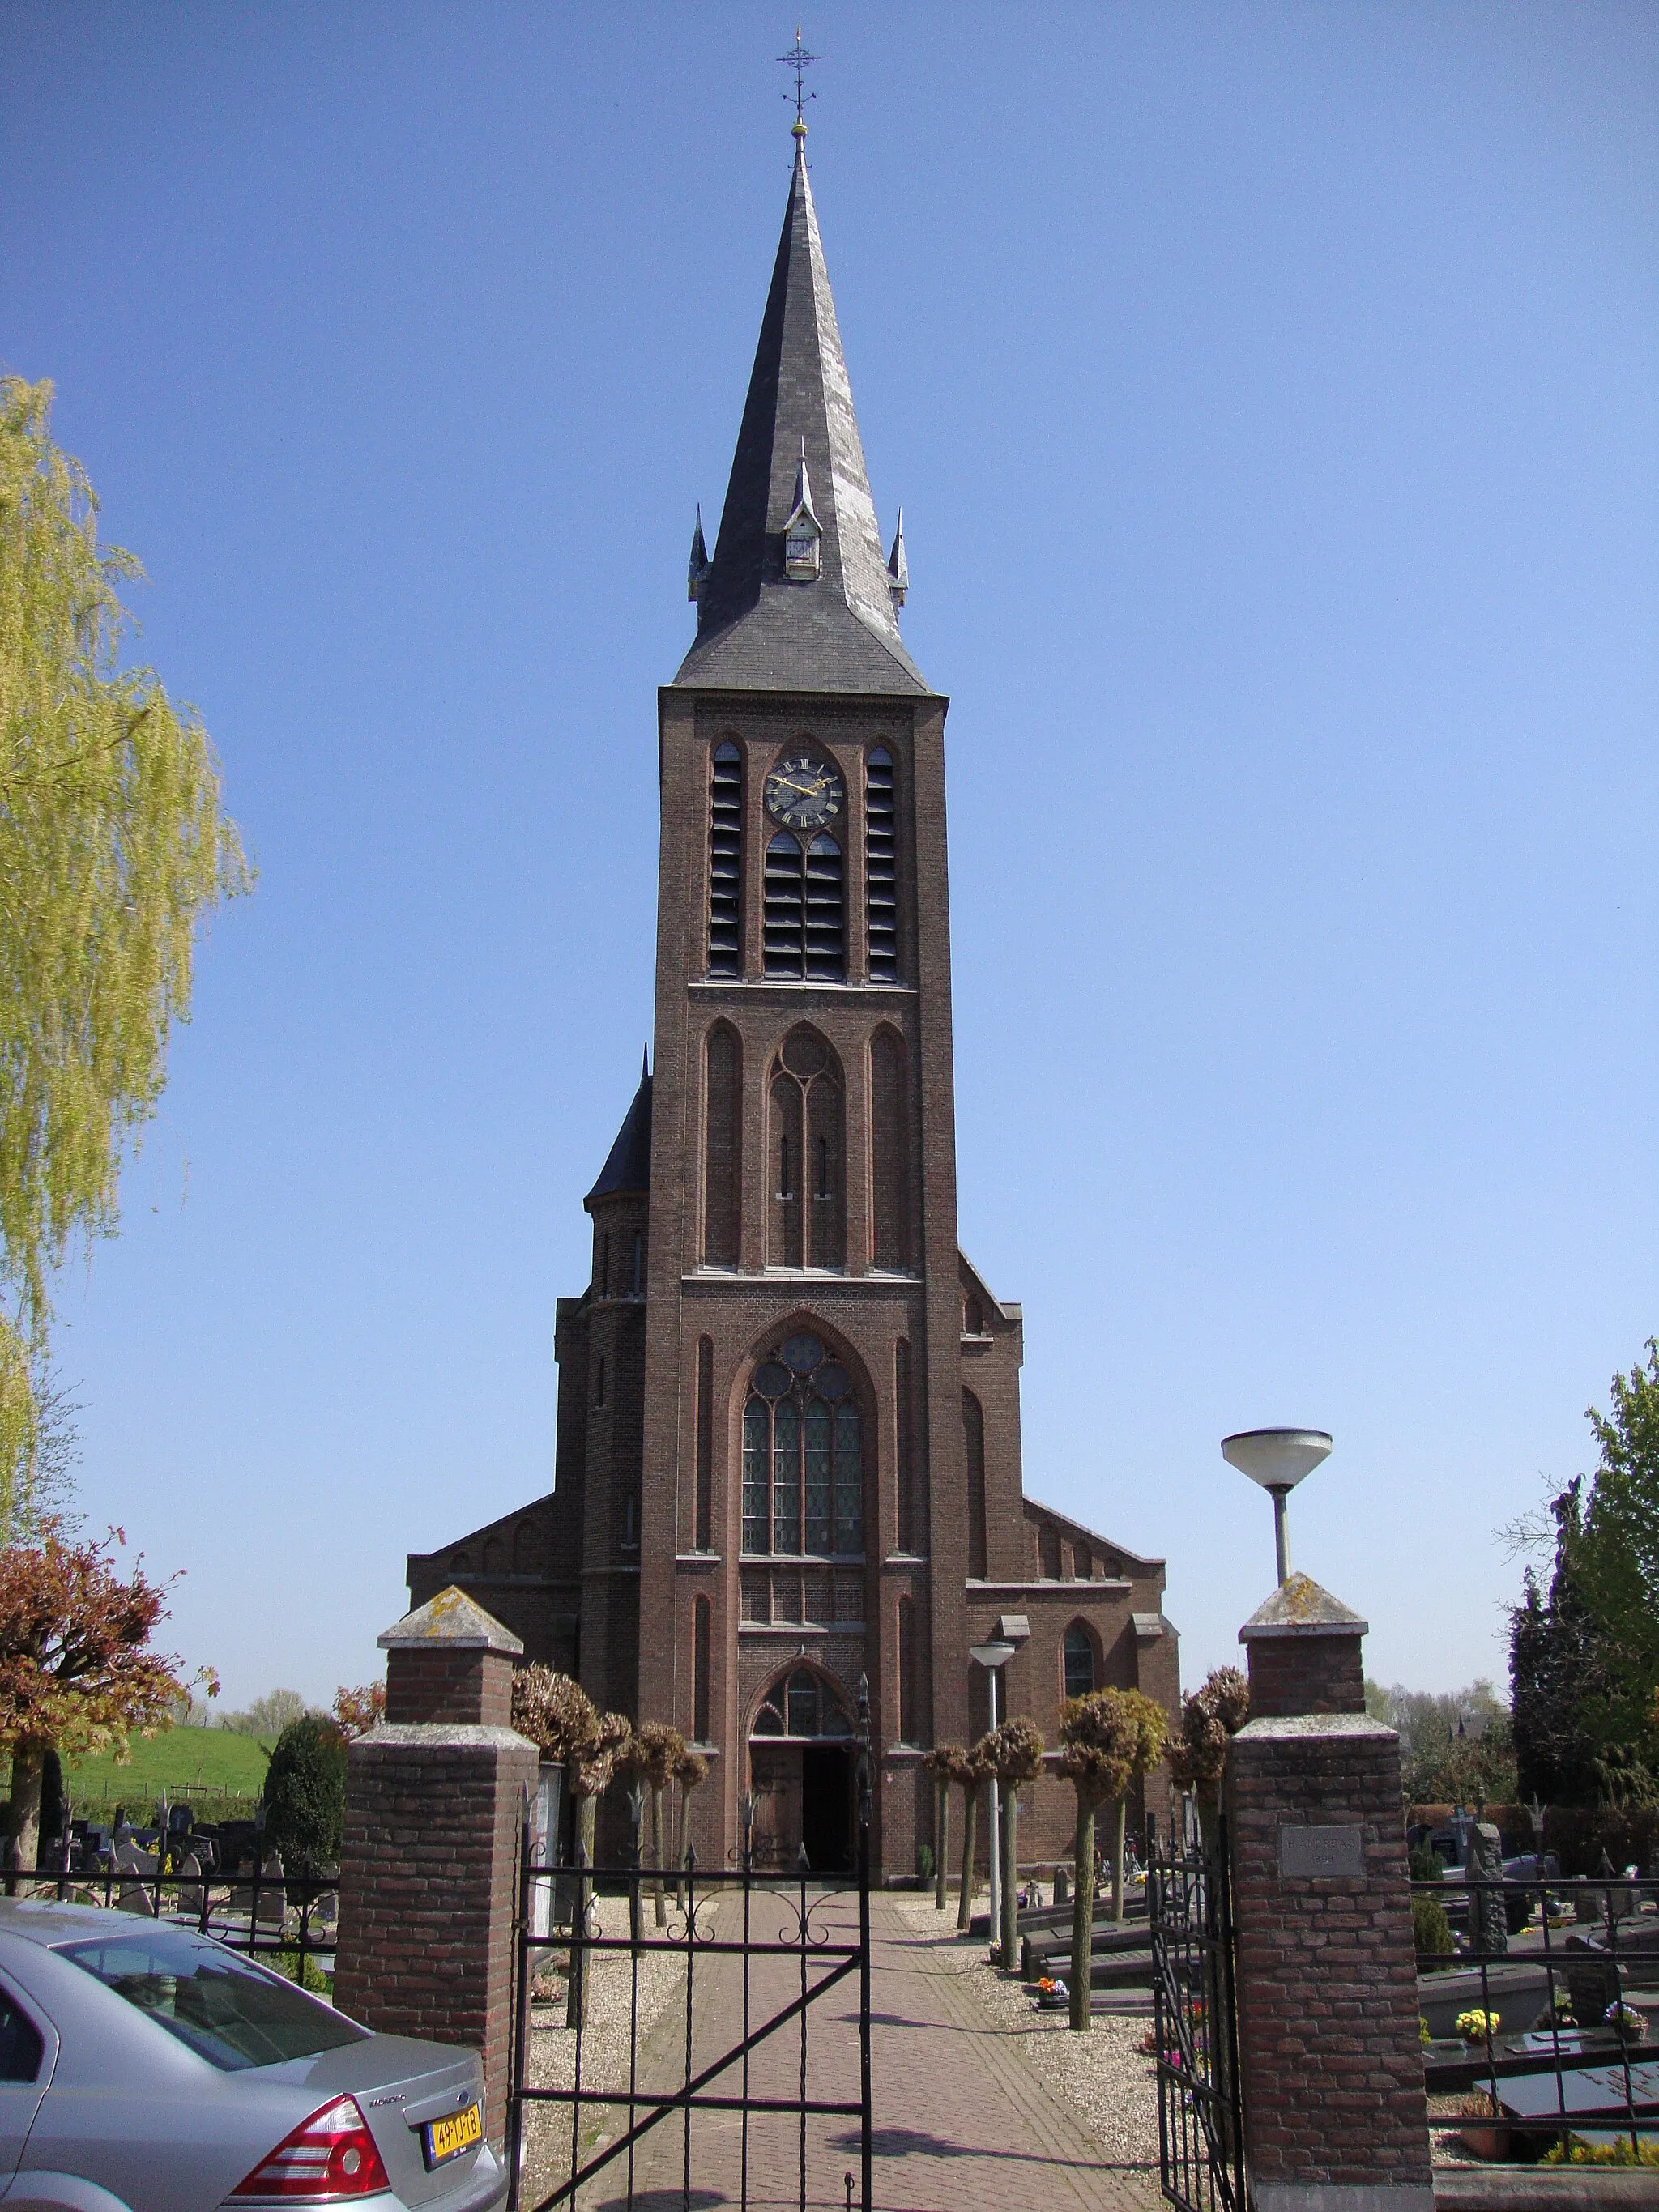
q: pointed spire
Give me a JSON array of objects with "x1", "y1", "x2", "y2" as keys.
[
  {"x1": 885, "y1": 508, "x2": 908, "y2": 607},
  {"x1": 642, "y1": 1042, "x2": 650, "y2": 1081},
  {"x1": 674, "y1": 132, "x2": 928, "y2": 694},
  {"x1": 687, "y1": 506, "x2": 710, "y2": 603}
]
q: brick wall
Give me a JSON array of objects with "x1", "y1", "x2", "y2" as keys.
[
  {"x1": 1226, "y1": 1715, "x2": 1431, "y2": 2210},
  {"x1": 333, "y1": 1728, "x2": 538, "y2": 2151},
  {"x1": 384, "y1": 1647, "x2": 511, "y2": 1728},
  {"x1": 1244, "y1": 1634, "x2": 1366, "y2": 1720}
]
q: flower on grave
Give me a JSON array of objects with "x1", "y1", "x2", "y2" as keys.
[
  {"x1": 1604, "y1": 2003, "x2": 1647, "y2": 2044},
  {"x1": 1456, "y1": 2008, "x2": 1500, "y2": 2043}
]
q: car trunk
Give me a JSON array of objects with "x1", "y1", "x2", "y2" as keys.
[{"x1": 300, "y1": 2032, "x2": 485, "y2": 2206}]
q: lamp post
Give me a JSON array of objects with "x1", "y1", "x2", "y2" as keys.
[
  {"x1": 1221, "y1": 1427, "x2": 1333, "y2": 1584},
  {"x1": 970, "y1": 1639, "x2": 1015, "y2": 1955}
]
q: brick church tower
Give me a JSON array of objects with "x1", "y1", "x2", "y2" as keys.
[{"x1": 408, "y1": 125, "x2": 1179, "y2": 1877}]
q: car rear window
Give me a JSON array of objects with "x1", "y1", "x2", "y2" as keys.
[{"x1": 58, "y1": 1928, "x2": 367, "y2": 2072}]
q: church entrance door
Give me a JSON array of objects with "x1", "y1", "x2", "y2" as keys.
[{"x1": 801, "y1": 1745, "x2": 851, "y2": 1873}]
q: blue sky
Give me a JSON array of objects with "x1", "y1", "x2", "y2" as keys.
[{"x1": 3, "y1": 4, "x2": 1654, "y2": 1711}]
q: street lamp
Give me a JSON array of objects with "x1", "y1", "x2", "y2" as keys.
[
  {"x1": 970, "y1": 1639, "x2": 1015, "y2": 1954},
  {"x1": 1221, "y1": 1427, "x2": 1332, "y2": 1585}
]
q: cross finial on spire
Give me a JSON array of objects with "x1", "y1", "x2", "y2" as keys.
[{"x1": 778, "y1": 24, "x2": 819, "y2": 138}]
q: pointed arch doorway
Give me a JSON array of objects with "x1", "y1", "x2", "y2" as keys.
[{"x1": 748, "y1": 1665, "x2": 855, "y2": 1873}]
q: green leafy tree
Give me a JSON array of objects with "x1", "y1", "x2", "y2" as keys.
[
  {"x1": 1505, "y1": 1345, "x2": 1659, "y2": 1806},
  {"x1": 0, "y1": 376, "x2": 249, "y2": 1490},
  {"x1": 261, "y1": 1714, "x2": 348, "y2": 1879},
  {"x1": 1364, "y1": 1678, "x2": 1517, "y2": 1806}
]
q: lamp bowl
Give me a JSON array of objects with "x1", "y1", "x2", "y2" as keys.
[
  {"x1": 1221, "y1": 1428, "x2": 1332, "y2": 1493},
  {"x1": 969, "y1": 1640, "x2": 1016, "y2": 1670}
]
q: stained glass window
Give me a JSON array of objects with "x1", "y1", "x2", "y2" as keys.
[{"x1": 740, "y1": 1336, "x2": 863, "y2": 1557}]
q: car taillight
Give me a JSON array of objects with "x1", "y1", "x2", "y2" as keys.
[{"x1": 229, "y1": 2093, "x2": 391, "y2": 2201}]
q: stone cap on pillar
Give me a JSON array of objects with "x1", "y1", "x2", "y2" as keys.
[
  {"x1": 1239, "y1": 1571, "x2": 1367, "y2": 1718},
  {"x1": 378, "y1": 1587, "x2": 525, "y2": 1653},
  {"x1": 378, "y1": 1587, "x2": 523, "y2": 1728},
  {"x1": 1238, "y1": 1573, "x2": 1367, "y2": 1643}
]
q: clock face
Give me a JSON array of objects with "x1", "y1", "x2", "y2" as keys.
[{"x1": 765, "y1": 752, "x2": 844, "y2": 831}]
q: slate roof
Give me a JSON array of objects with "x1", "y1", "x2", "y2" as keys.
[
  {"x1": 586, "y1": 1061, "x2": 652, "y2": 1204},
  {"x1": 675, "y1": 134, "x2": 930, "y2": 697}
]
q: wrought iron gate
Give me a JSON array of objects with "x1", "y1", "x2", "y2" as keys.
[
  {"x1": 507, "y1": 1696, "x2": 874, "y2": 2212},
  {"x1": 1147, "y1": 1812, "x2": 1247, "y2": 2212}
]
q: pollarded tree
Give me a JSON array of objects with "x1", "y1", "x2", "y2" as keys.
[
  {"x1": 981, "y1": 1716, "x2": 1045, "y2": 1972},
  {"x1": 621, "y1": 1720, "x2": 686, "y2": 1928},
  {"x1": 1166, "y1": 1667, "x2": 1251, "y2": 1848},
  {"x1": 510, "y1": 1665, "x2": 631, "y2": 2027},
  {"x1": 1057, "y1": 1691, "x2": 1136, "y2": 2032},
  {"x1": 1107, "y1": 1690, "x2": 1169, "y2": 1922},
  {"x1": 0, "y1": 1522, "x2": 203, "y2": 1864},
  {"x1": 949, "y1": 1741, "x2": 989, "y2": 1933},
  {"x1": 0, "y1": 377, "x2": 249, "y2": 1505},
  {"x1": 921, "y1": 1744, "x2": 958, "y2": 1912},
  {"x1": 673, "y1": 1743, "x2": 709, "y2": 1903}
]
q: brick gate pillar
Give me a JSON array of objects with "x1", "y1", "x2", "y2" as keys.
[
  {"x1": 1226, "y1": 1573, "x2": 1431, "y2": 2212},
  {"x1": 333, "y1": 1587, "x2": 538, "y2": 2153}
]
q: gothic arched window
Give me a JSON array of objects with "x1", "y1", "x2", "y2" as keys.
[
  {"x1": 740, "y1": 1332, "x2": 863, "y2": 1558},
  {"x1": 702, "y1": 1021, "x2": 742, "y2": 1267},
  {"x1": 1064, "y1": 1623, "x2": 1096, "y2": 1701},
  {"x1": 963, "y1": 1389, "x2": 987, "y2": 1580},
  {"x1": 768, "y1": 1028, "x2": 844, "y2": 1269},
  {"x1": 869, "y1": 1025, "x2": 909, "y2": 1271},
  {"x1": 752, "y1": 1665, "x2": 854, "y2": 1739},
  {"x1": 865, "y1": 748, "x2": 898, "y2": 981},
  {"x1": 708, "y1": 742, "x2": 743, "y2": 977}
]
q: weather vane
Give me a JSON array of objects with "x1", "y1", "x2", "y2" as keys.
[{"x1": 777, "y1": 25, "x2": 820, "y2": 129}]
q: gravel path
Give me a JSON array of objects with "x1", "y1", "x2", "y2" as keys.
[
  {"x1": 517, "y1": 1890, "x2": 689, "y2": 2208},
  {"x1": 892, "y1": 1894, "x2": 1162, "y2": 2177}
]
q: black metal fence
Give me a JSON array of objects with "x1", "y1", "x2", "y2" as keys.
[
  {"x1": 1147, "y1": 1813, "x2": 1246, "y2": 2212},
  {"x1": 1414, "y1": 1869, "x2": 1658, "y2": 2163},
  {"x1": 507, "y1": 1703, "x2": 874, "y2": 2212},
  {"x1": 1, "y1": 1854, "x2": 337, "y2": 1987}
]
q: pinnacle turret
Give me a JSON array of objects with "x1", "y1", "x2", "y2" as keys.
[
  {"x1": 886, "y1": 508, "x2": 908, "y2": 607},
  {"x1": 687, "y1": 507, "x2": 710, "y2": 603}
]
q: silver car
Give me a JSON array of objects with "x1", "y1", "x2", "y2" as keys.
[{"x1": 0, "y1": 1899, "x2": 508, "y2": 2210}]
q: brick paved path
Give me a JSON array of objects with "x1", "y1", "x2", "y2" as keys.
[{"x1": 572, "y1": 1888, "x2": 1154, "y2": 2212}]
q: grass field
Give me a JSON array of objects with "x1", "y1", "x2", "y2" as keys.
[{"x1": 55, "y1": 1726, "x2": 275, "y2": 1815}]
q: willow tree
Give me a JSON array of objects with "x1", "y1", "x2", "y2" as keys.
[
  {"x1": 0, "y1": 377, "x2": 249, "y2": 1513},
  {"x1": 982, "y1": 1716, "x2": 1044, "y2": 1971},
  {"x1": 510, "y1": 1665, "x2": 631, "y2": 2027}
]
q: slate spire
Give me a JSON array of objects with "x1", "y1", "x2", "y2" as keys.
[{"x1": 675, "y1": 130, "x2": 927, "y2": 694}]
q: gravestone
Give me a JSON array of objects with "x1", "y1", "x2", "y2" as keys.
[
  {"x1": 257, "y1": 1852, "x2": 285, "y2": 1925},
  {"x1": 114, "y1": 1843, "x2": 156, "y2": 1917},
  {"x1": 1466, "y1": 1821, "x2": 1508, "y2": 1956},
  {"x1": 177, "y1": 1852, "x2": 205, "y2": 1917}
]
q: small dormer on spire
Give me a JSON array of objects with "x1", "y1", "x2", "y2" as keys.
[
  {"x1": 885, "y1": 509, "x2": 908, "y2": 608},
  {"x1": 783, "y1": 438, "x2": 822, "y2": 582},
  {"x1": 687, "y1": 507, "x2": 710, "y2": 603}
]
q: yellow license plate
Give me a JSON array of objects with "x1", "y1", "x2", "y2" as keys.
[{"x1": 423, "y1": 2102, "x2": 483, "y2": 2167}]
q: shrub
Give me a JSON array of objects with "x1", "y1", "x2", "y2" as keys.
[
  {"x1": 1412, "y1": 1891, "x2": 1454, "y2": 1964},
  {"x1": 1408, "y1": 1844, "x2": 1443, "y2": 1883},
  {"x1": 261, "y1": 1715, "x2": 347, "y2": 1878},
  {"x1": 917, "y1": 1843, "x2": 935, "y2": 1882},
  {"x1": 1542, "y1": 2137, "x2": 1659, "y2": 2168}
]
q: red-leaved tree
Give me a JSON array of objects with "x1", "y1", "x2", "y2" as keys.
[
  {"x1": 331, "y1": 1681, "x2": 386, "y2": 1741},
  {"x1": 0, "y1": 1524, "x2": 207, "y2": 1863}
]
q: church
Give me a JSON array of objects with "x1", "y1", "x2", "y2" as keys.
[{"x1": 407, "y1": 121, "x2": 1180, "y2": 1880}]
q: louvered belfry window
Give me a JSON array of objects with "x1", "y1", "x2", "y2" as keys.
[
  {"x1": 765, "y1": 833, "x2": 845, "y2": 979},
  {"x1": 865, "y1": 748, "x2": 898, "y2": 982},
  {"x1": 708, "y1": 742, "x2": 743, "y2": 977}
]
